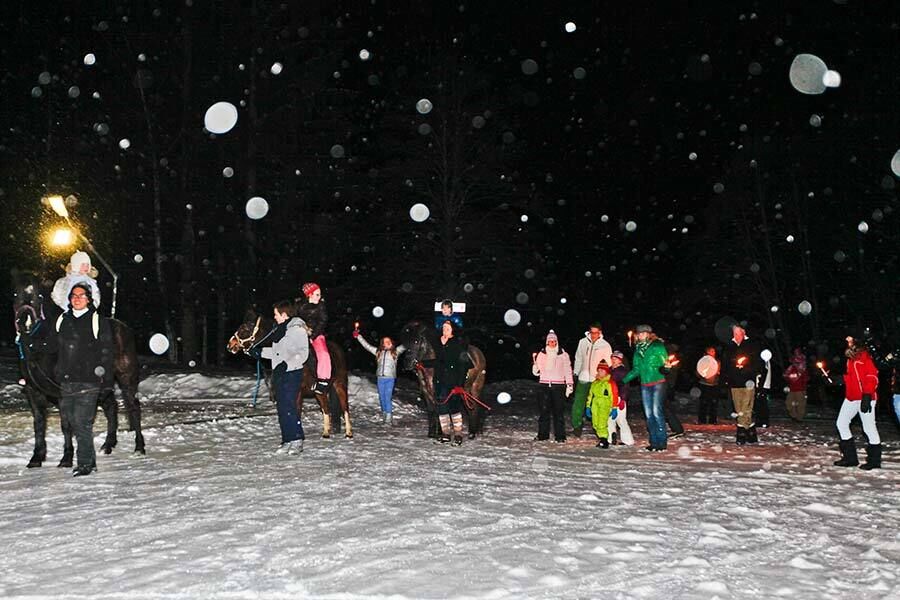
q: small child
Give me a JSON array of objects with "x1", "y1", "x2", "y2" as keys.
[
  {"x1": 434, "y1": 299, "x2": 464, "y2": 331},
  {"x1": 51, "y1": 251, "x2": 101, "y2": 311},
  {"x1": 354, "y1": 325, "x2": 406, "y2": 425},
  {"x1": 586, "y1": 359, "x2": 618, "y2": 448},
  {"x1": 608, "y1": 351, "x2": 635, "y2": 445}
]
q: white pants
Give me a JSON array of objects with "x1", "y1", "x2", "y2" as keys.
[
  {"x1": 608, "y1": 404, "x2": 635, "y2": 446},
  {"x1": 836, "y1": 399, "x2": 880, "y2": 445}
]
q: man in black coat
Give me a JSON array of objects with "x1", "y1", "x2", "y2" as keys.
[
  {"x1": 54, "y1": 283, "x2": 115, "y2": 476},
  {"x1": 720, "y1": 323, "x2": 760, "y2": 444}
]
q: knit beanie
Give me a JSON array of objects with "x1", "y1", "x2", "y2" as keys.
[
  {"x1": 301, "y1": 282, "x2": 320, "y2": 297},
  {"x1": 545, "y1": 330, "x2": 558, "y2": 344},
  {"x1": 70, "y1": 251, "x2": 91, "y2": 273}
]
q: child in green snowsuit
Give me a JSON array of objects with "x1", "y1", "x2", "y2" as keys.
[{"x1": 586, "y1": 360, "x2": 618, "y2": 449}]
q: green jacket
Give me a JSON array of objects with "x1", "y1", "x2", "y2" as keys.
[{"x1": 622, "y1": 338, "x2": 668, "y2": 386}]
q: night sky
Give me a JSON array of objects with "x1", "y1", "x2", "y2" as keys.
[{"x1": 2, "y1": 1, "x2": 898, "y2": 378}]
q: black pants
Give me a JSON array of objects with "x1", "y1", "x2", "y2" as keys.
[
  {"x1": 698, "y1": 385, "x2": 718, "y2": 424},
  {"x1": 60, "y1": 383, "x2": 98, "y2": 469},
  {"x1": 665, "y1": 385, "x2": 684, "y2": 434},
  {"x1": 537, "y1": 384, "x2": 566, "y2": 441},
  {"x1": 754, "y1": 390, "x2": 771, "y2": 427}
]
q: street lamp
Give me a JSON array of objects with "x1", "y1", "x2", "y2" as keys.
[{"x1": 45, "y1": 194, "x2": 119, "y2": 319}]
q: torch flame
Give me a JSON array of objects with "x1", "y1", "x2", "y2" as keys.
[
  {"x1": 667, "y1": 354, "x2": 680, "y2": 367},
  {"x1": 736, "y1": 356, "x2": 748, "y2": 367}
]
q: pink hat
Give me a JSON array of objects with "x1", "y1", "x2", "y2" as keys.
[{"x1": 545, "y1": 330, "x2": 558, "y2": 344}]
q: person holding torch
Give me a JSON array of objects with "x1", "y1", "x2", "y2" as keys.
[{"x1": 720, "y1": 323, "x2": 760, "y2": 445}]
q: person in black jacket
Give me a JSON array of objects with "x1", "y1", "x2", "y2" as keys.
[
  {"x1": 719, "y1": 323, "x2": 760, "y2": 445},
  {"x1": 297, "y1": 282, "x2": 330, "y2": 393},
  {"x1": 54, "y1": 283, "x2": 115, "y2": 476},
  {"x1": 421, "y1": 320, "x2": 472, "y2": 445}
]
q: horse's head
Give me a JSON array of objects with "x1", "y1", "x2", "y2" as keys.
[
  {"x1": 11, "y1": 270, "x2": 54, "y2": 338},
  {"x1": 399, "y1": 320, "x2": 437, "y2": 370},
  {"x1": 226, "y1": 309, "x2": 270, "y2": 354}
]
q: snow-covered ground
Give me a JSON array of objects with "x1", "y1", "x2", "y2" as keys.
[{"x1": 1, "y1": 366, "x2": 899, "y2": 600}]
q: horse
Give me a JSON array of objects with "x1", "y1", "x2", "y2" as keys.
[
  {"x1": 226, "y1": 309, "x2": 352, "y2": 438},
  {"x1": 399, "y1": 320, "x2": 487, "y2": 439},
  {"x1": 11, "y1": 270, "x2": 145, "y2": 468}
]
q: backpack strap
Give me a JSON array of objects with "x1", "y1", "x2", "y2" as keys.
[{"x1": 55, "y1": 312, "x2": 100, "y2": 339}]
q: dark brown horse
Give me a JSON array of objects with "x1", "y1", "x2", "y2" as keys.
[
  {"x1": 12, "y1": 270, "x2": 145, "y2": 468},
  {"x1": 227, "y1": 309, "x2": 352, "y2": 438},
  {"x1": 399, "y1": 320, "x2": 487, "y2": 439}
]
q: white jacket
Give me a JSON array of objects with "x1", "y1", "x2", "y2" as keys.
[
  {"x1": 261, "y1": 318, "x2": 309, "y2": 372},
  {"x1": 51, "y1": 274, "x2": 102, "y2": 310},
  {"x1": 573, "y1": 333, "x2": 612, "y2": 382},
  {"x1": 357, "y1": 335, "x2": 406, "y2": 378}
]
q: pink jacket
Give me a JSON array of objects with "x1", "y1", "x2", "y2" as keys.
[{"x1": 532, "y1": 349, "x2": 574, "y2": 386}]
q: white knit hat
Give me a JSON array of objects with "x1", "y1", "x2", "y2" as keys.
[{"x1": 69, "y1": 251, "x2": 91, "y2": 273}]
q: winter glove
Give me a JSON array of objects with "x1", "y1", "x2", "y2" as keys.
[
  {"x1": 248, "y1": 346, "x2": 263, "y2": 360},
  {"x1": 610, "y1": 408, "x2": 618, "y2": 420},
  {"x1": 565, "y1": 385, "x2": 573, "y2": 398},
  {"x1": 584, "y1": 406, "x2": 592, "y2": 419},
  {"x1": 659, "y1": 365, "x2": 671, "y2": 375},
  {"x1": 860, "y1": 394, "x2": 873, "y2": 414}
]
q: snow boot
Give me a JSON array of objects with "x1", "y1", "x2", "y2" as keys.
[
  {"x1": 287, "y1": 440, "x2": 303, "y2": 455},
  {"x1": 452, "y1": 435, "x2": 463, "y2": 446},
  {"x1": 611, "y1": 432, "x2": 619, "y2": 446},
  {"x1": 746, "y1": 426, "x2": 759, "y2": 444},
  {"x1": 859, "y1": 444, "x2": 881, "y2": 470},
  {"x1": 833, "y1": 439, "x2": 859, "y2": 467},
  {"x1": 735, "y1": 426, "x2": 747, "y2": 445},
  {"x1": 596, "y1": 437, "x2": 610, "y2": 449},
  {"x1": 384, "y1": 412, "x2": 393, "y2": 426}
]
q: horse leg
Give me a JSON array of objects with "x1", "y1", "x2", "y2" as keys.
[
  {"x1": 317, "y1": 392, "x2": 333, "y2": 438},
  {"x1": 426, "y1": 410, "x2": 439, "y2": 438},
  {"x1": 119, "y1": 376, "x2": 145, "y2": 455},
  {"x1": 26, "y1": 391, "x2": 48, "y2": 468},
  {"x1": 330, "y1": 384, "x2": 352, "y2": 439},
  {"x1": 99, "y1": 390, "x2": 118, "y2": 455}
]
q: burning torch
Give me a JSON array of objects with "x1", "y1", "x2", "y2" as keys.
[
  {"x1": 816, "y1": 361, "x2": 833, "y2": 384},
  {"x1": 736, "y1": 355, "x2": 748, "y2": 369},
  {"x1": 627, "y1": 330, "x2": 634, "y2": 347},
  {"x1": 666, "y1": 354, "x2": 680, "y2": 368}
]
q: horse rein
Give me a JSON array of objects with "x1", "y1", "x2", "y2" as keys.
[{"x1": 229, "y1": 316, "x2": 262, "y2": 353}]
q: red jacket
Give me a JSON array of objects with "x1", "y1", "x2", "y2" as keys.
[
  {"x1": 842, "y1": 350, "x2": 878, "y2": 401},
  {"x1": 783, "y1": 365, "x2": 809, "y2": 392}
]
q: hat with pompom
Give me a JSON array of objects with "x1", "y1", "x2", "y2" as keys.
[{"x1": 545, "y1": 330, "x2": 558, "y2": 344}]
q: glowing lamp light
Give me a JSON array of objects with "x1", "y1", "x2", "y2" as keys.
[
  {"x1": 47, "y1": 195, "x2": 69, "y2": 218},
  {"x1": 50, "y1": 227, "x2": 74, "y2": 247}
]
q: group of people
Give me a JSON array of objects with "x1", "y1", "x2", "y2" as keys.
[
  {"x1": 38, "y1": 250, "x2": 898, "y2": 473},
  {"x1": 531, "y1": 320, "x2": 893, "y2": 469}
]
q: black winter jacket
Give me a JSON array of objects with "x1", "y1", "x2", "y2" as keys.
[
  {"x1": 423, "y1": 336, "x2": 472, "y2": 389},
  {"x1": 297, "y1": 300, "x2": 328, "y2": 338},
  {"x1": 720, "y1": 338, "x2": 760, "y2": 388},
  {"x1": 53, "y1": 307, "x2": 115, "y2": 387}
]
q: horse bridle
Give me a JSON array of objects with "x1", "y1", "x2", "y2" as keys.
[{"x1": 229, "y1": 316, "x2": 262, "y2": 353}]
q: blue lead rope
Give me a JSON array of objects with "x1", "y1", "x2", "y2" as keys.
[{"x1": 251, "y1": 358, "x2": 262, "y2": 408}]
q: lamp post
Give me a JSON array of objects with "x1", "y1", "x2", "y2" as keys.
[{"x1": 46, "y1": 195, "x2": 119, "y2": 319}]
